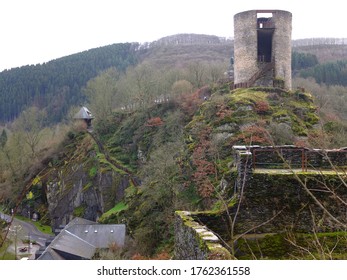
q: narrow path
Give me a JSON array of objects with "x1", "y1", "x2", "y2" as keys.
[{"x1": 87, "y1": 131, "x2": 140, "y2": 186}]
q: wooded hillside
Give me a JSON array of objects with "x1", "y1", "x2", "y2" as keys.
[
  {"x1": 0, "y1": 43, "x2": 139, "y2": 123},
  {"x1": 1, "y1": 34, "x2": 347, "y2": 124}
]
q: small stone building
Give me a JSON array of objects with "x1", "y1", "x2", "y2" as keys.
[
  {"x1": 233, "y1": 10, "x2": 292, "y2": 89},
  {"x1": 74, "y1": 106, "x2": 94, "y2": 129}
]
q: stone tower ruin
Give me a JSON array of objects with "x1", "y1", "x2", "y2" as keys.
[{"x1": 233, "y1": 10, "x2": 292, "y2": 90}]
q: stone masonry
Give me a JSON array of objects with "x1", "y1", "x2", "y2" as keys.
[{"x1": 234, "y1": 10, "x2": 292, "y2": 89}]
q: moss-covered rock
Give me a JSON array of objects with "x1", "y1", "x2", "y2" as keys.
[
  {"x1": 182, "y1": 86, "x2": 319, "y2": 204},
  {"x1": 40, "y1": 132, "x2": 134, "y2": 231}
]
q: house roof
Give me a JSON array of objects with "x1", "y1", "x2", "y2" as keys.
[
  {"x1": 38, "y1": 248, "x2": 65, "y2": 260},
  {"x1": 68, "y1": 224, "x2": 126, "y2": 248},
  {"x1": 74, "y1": 106, "x2": 94, "y2": 120},
  {"x1": 49, "y1": 230, "x2": 96, "y2": 259},
  {"x1": 65, "y1": 217, "x2": 98, "y2": 228},
  {"x1": 37, "y1": 218, "x2": 125, "y2": 260}
]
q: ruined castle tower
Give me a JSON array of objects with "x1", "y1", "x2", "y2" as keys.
[{"x1": 233, "y1": 10, "x2": 292, "y2": 89}]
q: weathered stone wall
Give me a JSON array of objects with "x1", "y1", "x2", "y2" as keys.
[
  {"x1": 236, "y1": 172, "x2": 347, "y2": 234},
  {"x1": 174, "y1": 211, "x2": 232, "y2": 260},
  {"x1": 175, "y1": 145, "x2": 346, "y2": 259},
  {"x1": 234, "y1": 10, "x2": 258, "y2": 85},
  {"x1": 186, "y1": 172, "x2": 347, "y2": 238},
  {"x1": 242, "y1": 145, "x2": 347, "y2": 169},
  {"x1": 253, "y1": 66, "x2": 275, "y2": 87},
  {"x1": 233, "y1": 147, "x2": 253, "y2": 191},
  {"x1": 272, "y1": 10, "x2": 292, "y2": 89},
  {"x1": 230, "y1": 145, "x2": 347, "y2": 233}
]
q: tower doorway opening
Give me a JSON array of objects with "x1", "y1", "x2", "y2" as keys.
[
  {"x1": 257, "y1": 29, "x2": 273, "y2": 62},
  {"x1": 257, "y1": 12, "x2": 274, "y2": 63}
]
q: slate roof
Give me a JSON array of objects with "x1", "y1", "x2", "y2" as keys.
[
  {"x1": 66, "y1": 217, "x2": 97, "y2": 227},
  {"x1": 49, "y1": 230, "x2": 96, "y2": 259},
  {"x1": 37, "y1": 218, "x2": 125, "y2": 260},
  {"x1": 38, "y1": 248, "x2": 65, "y2": 260},
  {"x1": 74, "y1": 106, "x2": 94, "y2": 120},
  {"x1": 68, "y1": 224, "x2": 126, "y2": 248}
]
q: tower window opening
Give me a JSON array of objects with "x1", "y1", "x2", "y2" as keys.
[
  {"x1": 257, "y1": 12, "x2": 274, "y2": 29},
  {"x1": 257, "y1": 12, "x2": 273, "y2": 18}
]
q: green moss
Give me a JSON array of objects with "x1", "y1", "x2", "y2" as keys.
[
  {"x1": 229, "y1": 89, "x2": 268, "y2": 105},
  {"x1": 210, "y1": 196, "x2": 237, "y2": 214},
  {"x1": 185, "y1": 116, "x2": 205, "y2": 130},
  {"x1": 236, "y1": 233, "x2": 290, "y2": 259},
  {"x1": 304, "y1": 112, "x2": 320, "y2": 126},
  {"x1": 207, "y1": 245, "x2": 233, "y2": 260},
  {"x1": 88, "y1": 166, "x2": 97, "y2": 178},
  {"x1": 289, "y1": 113, "x2": 308, "y2": 136},
  {"x1": 176, "y1": 211, "x2": 233, "y2": 260},
  {"x1": 105, "y1": 201, "x2": 128, "y2": 215},
  {"x1": 98, "y1": 201, "x2": 128, "y2": 223},
  {"x1": 272, "y1": 109, "x2": 289, "y2": 118},
  {"x1": 294, "y1": 91, "x2": 314, "y2": 102},
  {"x1": 235, "y1": 231, "x2": 347, "y2": 260},
  {"x1": 82, "y1": 182, "x2": 93, "y2": 192},
  {"x1": 187, "y1": 142, "x2": 196, "y2": 152},
  {"x1": 124, "y1": 184, "x2": 138, "y2": 199},
  {"x1": 96, "y1": 153, "x2": 128, "y2": 175},
  {"x1": 73, "y1": 205, "x2": 86, "y2": 217}
]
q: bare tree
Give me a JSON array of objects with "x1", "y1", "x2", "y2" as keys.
[
  {"x1": 13, "y1": 106, "x2": 46, "y2": 157},
  {"x1": 187, "y1": 61, "x2": 207, "y2": 89},
  {"x1": 125, "y1": 63, "x2": 157, "y2": 110},
  {"x1": 83, "y1": 68, "x2": 120, "y2": 121}
]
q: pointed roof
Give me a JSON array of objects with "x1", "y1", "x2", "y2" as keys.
[{"x1": 74, "y1": 106, "x2": 94, "y2": 120}]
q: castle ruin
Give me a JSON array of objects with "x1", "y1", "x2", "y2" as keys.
[{"x1": 233, "y1": 10, "x2": 292, "y2": 89}]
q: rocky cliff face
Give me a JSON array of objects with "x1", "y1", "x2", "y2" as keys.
[{"x1": 41, "y1": 132, "x2": 131, "y2": 231}]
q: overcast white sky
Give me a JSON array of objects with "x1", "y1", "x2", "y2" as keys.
[{"x1": 1, "y1": 0, "x2": 346, "y2": 71}]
